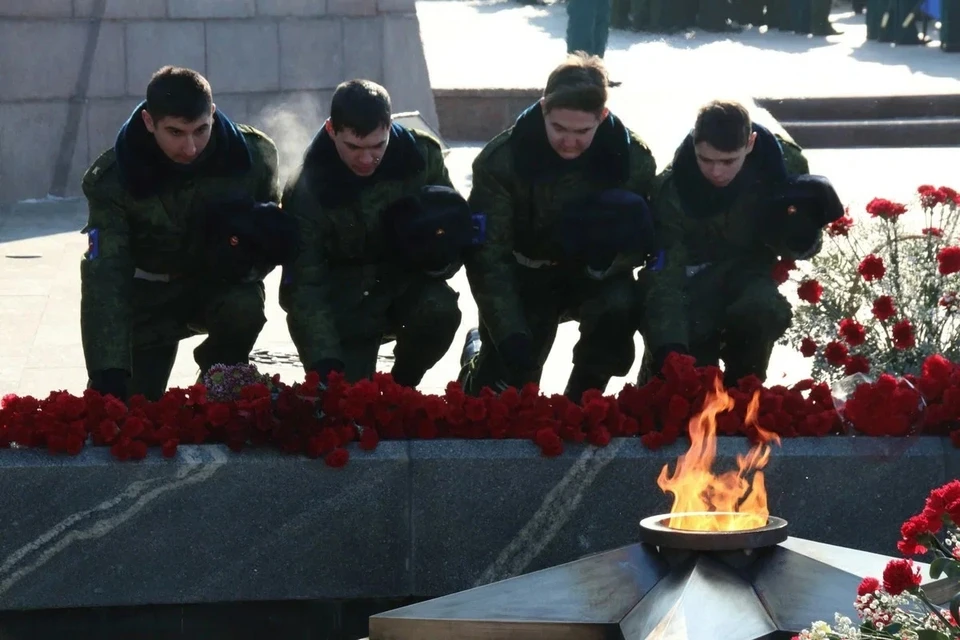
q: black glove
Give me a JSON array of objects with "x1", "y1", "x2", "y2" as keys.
[
  {"x1": 651, "y1": 343, "x2": 688, "y2": 378},
  {"x1": 496, "y1": 333, "x2": 535, "y2": 383},
  {"x1": 204, "y1": 196, "x2": 300, "y2": 282},
  {"x1": 308, "y1": 358, "x2": 346, "y2": 386},
  {"x1": 558, "y1": 189, "x2": 655, "y2": 272},
  {"x1": 89, "y1": 368, "x2": 129, "y2": 402},
  {"x1": 382, "y1": 186, "x2": 473, "y2": 271}
]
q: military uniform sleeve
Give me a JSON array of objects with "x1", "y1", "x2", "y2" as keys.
[
  {"x1": 79, "y1": 162, "x2": 135, "y2": 375},
  {"x1": 596, "y1": 137, "x2": 658, "y2": 278},
  {"x1": 417, "y1": 132, "x2": 455, "y2": 189},
  {"x1": 464, "y1": 155, "x2": 529, "y2": 345},
  {"x1": 643, "y1": 177, "x2": 690, "y2": 351},
  {"x1": 779, "y1": 136, "x2": 811, "y2": 177},
  {"x1": 246, "y1": 129, "x2": 281, "y2": 203},
  {"x1": 278, "y1": 173, "x2": 343, "y2": 367}
]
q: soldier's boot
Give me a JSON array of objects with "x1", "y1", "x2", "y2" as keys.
[
  {"x1": 809, "y1": 0, "x2": 839, "y2": 35},
  {"x1": 564, "y1": 366, "x2": 611, "y2": 403},
  {"x1": 457, "y1": 328, "x2": 482, "y2": 390},
  {"x1": 460, "y1": 327, "x2": 482, "y2": 368},
  {"x1": 130, "y1": 344, "x2": 179, "y2": 401},
  {"x1": 391, "y1": 305, "x2": 461, "y2": 388}
]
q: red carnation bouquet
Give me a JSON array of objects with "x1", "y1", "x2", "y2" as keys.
[
  {"x1": 794, "y1": 480, "x2": 960, "y2": 639},
  {"x1": 781, "y1": 185, "x2": 960, "y2": 384}
]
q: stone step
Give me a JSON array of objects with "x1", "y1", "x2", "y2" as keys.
[
  {"x1": 758, "y1": 94, "x2": 960, "y2": 122},
  {"x1": 434, "y1": 88, "x2": 960, "y2": 148},
  {"x1": 781, "y1": 117, "x2": 960, "y2": 148}
]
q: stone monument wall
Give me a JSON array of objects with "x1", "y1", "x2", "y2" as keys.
[{"x1": 0, "y1": 0, "x2": 437, "y2": 203}]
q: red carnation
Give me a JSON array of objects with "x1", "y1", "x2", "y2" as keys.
[
  {"x1": 838, "y1": 318, "x2": 866, "y2": 346},
  {"x1": 797, "y1": 279, "x2": 823, "y2": 304},
  {"x1": 800, "y1": 337, "x2": 817, "y2": 357},
  {"x1": 858, "y1": 254, "x2": 886, "y2": 281},
  {"x1": 937, "y1": 246, "x2": 960, "y2": 275},
  {"x1": 857, "y1": 576, "x2": 880, "y2": 596},
  {"x1": 881, "y1": 558, "x2": 922, "y2": 595},
  {"x1": 941, "y1": 186, "x2": 959, "y2": 204},
  {"x1": 771, "y1": 258, "x2": 796, "y2": 285},
  {"x1": 871, "y1": 296, "x2": 896, "y2": 321},
  {"x1": 826, "y1": 215, "x2": 854, "y2": 237},
  {"x1": 866, "y1": 198, "x2": 908, "y2": 219},
  {"x1": 324, "y1": 448, "x2": 349, "y2": 468},
  {"x1": 844, "y1": 355, "x2": 870, "y2": 376},
  {"x1": 923, "y1": 227, "x2": 944, "y2": 237},
  {"x1": 823, "y1": 341, "x2": 848, "y2": 366},
  {"x1": 892, "y1": 319, "x2": 916, "y2": 350}
]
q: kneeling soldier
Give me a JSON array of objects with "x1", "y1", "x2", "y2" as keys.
[
  {"x1": 281, "y1": 80, "x2": 470, "y2": 387},
  {"x1": 459, "y1": 53, "x2": 658, "y2": 401},
  {"x1": 639, "y1": 99, "x2": 843, "y2": 386},
  {"x1": 81, "y1": 66, "x2": 287, "y2": 402}
]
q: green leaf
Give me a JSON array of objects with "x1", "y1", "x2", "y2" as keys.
[
  {"x1": 916, "y1": 629, "x2": 950, "y2": 640},
  {"x1": 883, "y1": 622, "x2": 902, "y2": 634},
  {"x1": 930, "y1": 556, "x2": 960, "y2": 579}
]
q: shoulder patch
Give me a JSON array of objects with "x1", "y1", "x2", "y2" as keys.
[{"x1": 83, "y1": 149, "x2": 118, "y2": 188}]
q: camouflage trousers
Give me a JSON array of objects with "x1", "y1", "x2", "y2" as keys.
[
  {"x1": 638, "y1": 262, "x2": 792, "y2": 387},
  {"x1": 461, "y1": 269, "x2": 638, "y2": 397},
  {"x1": 332, "y1": 277, "x2": 462, "y2": 386},
  {"x1": 124, "y1": 277, "x2": 267, "y2": 400}
]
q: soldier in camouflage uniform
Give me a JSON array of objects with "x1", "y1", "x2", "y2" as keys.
[
  {"x1": 638, "y1": 100, "x2": 843, "y2": 387},
  {"x1": 280, "y1": 80, "x2": 466, "y2": 387},
  {"x1": 81, "y1": 66, "x2": 283, "y2": 402},
  {"x1": 459, "y1": 53, "x2": 658, "y2": 402}
]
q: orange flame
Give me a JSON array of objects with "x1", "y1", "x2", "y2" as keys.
[{"x1": 656, "y1": 377, "x2": 781, "y2": 532}]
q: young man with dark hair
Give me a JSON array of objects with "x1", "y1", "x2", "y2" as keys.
[
  {"x1": 80, "y1": 65, "x2": 286, "y2": 402},
  {"x1": 638, "y1": 99, "x2": 844, "y2": 386},
  {"x1": 280, "y1": 79, "x2": 470, "y2": 387},
  {"x1": 459, "y1": 53, "x2": 657, "y2": 401}
]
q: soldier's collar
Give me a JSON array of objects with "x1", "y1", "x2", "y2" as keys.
[
  {"x1": 302, "y1": 123, "x2": 426, "y2": 207},
  {"x1": 114, "y1": 101, "x2": 252, "y2": 199},
  {"x1": 509, "y1": 102, "x2": 631, "y2": 184}
]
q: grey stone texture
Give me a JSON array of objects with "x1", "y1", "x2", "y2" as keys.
[
  {"x1": 0, "y1": 0, "x2": 438, "y2": 202},
  {"x1": 0, "y1": 436, "x2": 955, "y2": 609}
]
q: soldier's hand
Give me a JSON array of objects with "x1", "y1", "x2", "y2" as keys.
[{"x1": 89, "y1": 368, "x2": 129, "y2": 402}]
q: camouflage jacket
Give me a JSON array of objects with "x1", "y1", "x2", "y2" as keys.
[
  {"x1": 643, "y1": 126, "x2": 811, "y2": 351},
  {"x1": 279, "y1": 124, "x2": 454, "y2": 368},
  {"x1": 79, "y1": 104, "x2": 280, "y2": 375},
  {"x1": 465, "y1": 105, "x2": 657, "y2": 346}
]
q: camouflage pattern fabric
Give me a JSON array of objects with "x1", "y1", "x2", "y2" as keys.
[
  {"x1": 463, "y1": 269, "x2": 638, "y2": 394},
  {"x1": 462, "y1": 105, "x2": 656, "y2": 394},
  {"x1": 80, "y1": 109, "x2": 279, "y2": 388},
  {"x1": 280, "y1": 125, "x2": 462, "y2": 384},
  {"x1": 638, "y1": 130, "x2": 811, "y2": 385}
]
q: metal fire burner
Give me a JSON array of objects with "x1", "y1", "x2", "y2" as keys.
[{"x1": 369, "y1": 513, "x2": 953, "y2": 640}]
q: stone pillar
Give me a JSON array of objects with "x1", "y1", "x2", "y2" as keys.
[{"x1": 0, "y1": 0, "x2": 437, "y2": 202}]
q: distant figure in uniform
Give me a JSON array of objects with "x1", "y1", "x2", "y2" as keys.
[
  {"x1": 280, "y1": 80, "x2": 471, "y2": 388},
  {"x1": 80, "y1": 66, "x2": 291, "y2": 402},
  {"x1": 458, "y1": 53, "x2": 658, "y2": 402},
  {"x1": 637, "y1": 100, "x2": 843, "y2": 387},
  {"x1": 567, "y1": 0, "x2": 613, "y2": 58}
]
